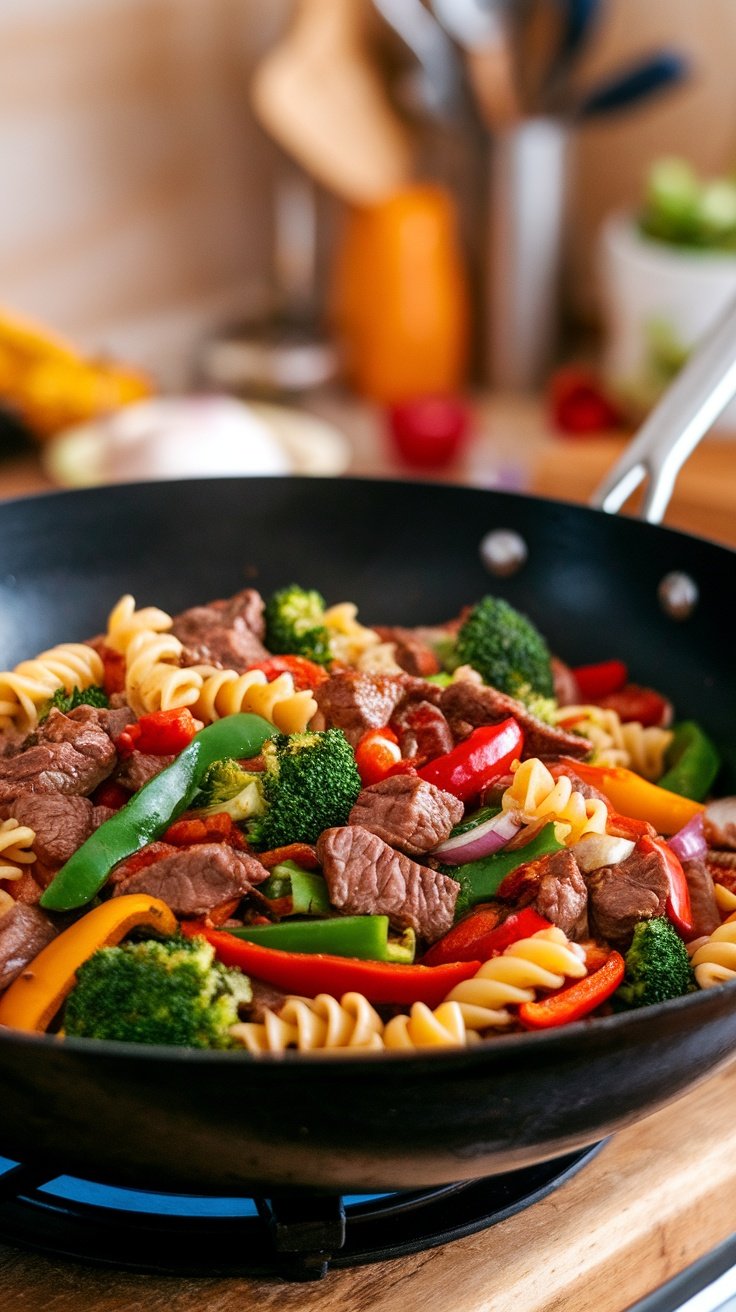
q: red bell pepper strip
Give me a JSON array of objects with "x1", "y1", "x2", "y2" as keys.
[
  {"x1": 257, "y1": 842, "x2": 320, "y2": 870},
  {"x1": 163, "y1": 812, "x2": 248, "y2": 849},
  {"x1": 91, "y1": 780, "x2": 131, "y2": 811},
  {"x1": 97, "y1": 643, "x2": 126, "y2": 697},
  {"x1": 422, "y1": 906, "x2": 552, "y2": 967},
  {"x1": 518, "y1": 950, "x2": 625, "y2": 1030},
  {"x1": 571, "y1": 659, "x2": 628, "y2": 701},
  {"x1": 417, "y1": 718, "x2": 524, "y2": 803},
  {"x1": 354, "y1": 727, "x2": 403, "y2": 786},
  {"x1": 638, "y1": 834, "x2": 694, "y2": 939},
  {"x1": 182, "y1": 922, "x2": 480, "y2": 1007},
  {"x1": 246, "y1": 655, "x2": 329, "y2": 692},
  {"x1": 115, "y1": 708, "x2": 199, "y2": 758}
]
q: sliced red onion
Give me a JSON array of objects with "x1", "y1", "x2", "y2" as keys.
[
  {"x1": 433, "y1": 811, "x2": 522, "y2": 864},
  {"x1": 668, "y1": 812, "x2": 707, "y2": 862}
]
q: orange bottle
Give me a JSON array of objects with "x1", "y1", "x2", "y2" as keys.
[{"x1": 330, "y1": 184, "x2": 470, "y2": 405}]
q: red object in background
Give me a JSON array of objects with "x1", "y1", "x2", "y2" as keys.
[
  {"x1": 597, "y1": 684, "x2": 671, "y2": 728},
  {"x1": 572, "y1": 659, "x2": 628, "y2": 701},
  {"x1": 548, "y1": 366, "x2": 622, "y2": 436},
  {"x1": 387, "y1": 396, "x2": 471, "y2": 469}
]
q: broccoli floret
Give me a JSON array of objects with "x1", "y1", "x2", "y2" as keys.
[
  {"x1": 617, "y1": 917, "x2": 696, "y2": 1010},
  {"x1": 63, "y1": 933, "x2": 251, "y2": 1048},
  {"x1": 196, "y1": 758, "x2": 267, "y2": 822},
  {"x1": 264, "y1": 584, "x2": 332, "y2": 666},
  {"x1": 452, "y1": 596, "x2": 554, "y2": 699},
  {"x1": 39, "y1": 684, "x2": 109, "y2": 722},
  {"x1": 249, "y1": 728, "x2": 362, "y2": 850}
]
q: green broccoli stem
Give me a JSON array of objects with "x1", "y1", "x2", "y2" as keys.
[{"x1": 41, "y1": 713, "x2": 277, "y2": 913}]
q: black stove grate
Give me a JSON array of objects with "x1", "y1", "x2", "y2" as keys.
[{"x1": 0, "y1": 1146, "x2": 603, "y2": 1281}]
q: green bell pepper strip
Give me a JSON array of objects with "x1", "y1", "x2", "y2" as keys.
[
  {"x1": 225, "y1": 914, "x2": 416, "y2": 963},
  {"x1": 40, "y1": 713, "x2": 277, "y2": 912},
  {"x1": 452, "y1": 822, "x2": 564, "y2": 920},
  {"x1": 259, "y1": 861, "x2": 331, "y2": 916},
  {"x1": 658, "y1": 721, "x2": 721, "y2": 802}
]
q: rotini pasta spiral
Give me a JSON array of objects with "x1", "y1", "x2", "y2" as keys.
[
  {"x1": 232, "y1": 992, "x2": 384, "y2": 1053},
  {"x1": 552, "y1": 705, "x2": 672, "y2": 781},
  {"x1": 0, "y1": 642, "x2": 104, "y2": 733},
  {"x1": 714, "y1": 883, "x2": 736, "y2": 917},
  {"x1": 105, "y1": 593, "x2": 173, "y2": 654},
  {"x1": 0, "y1": 818, "x2": 36, "y2": 881},
  {"x1": 322, "y1": 602, "x2": 398, "y2": 672},
  {"x1": 444, "y1": 929, "x2": 588, "y2": 1033},
  {"x1": 690, "y1": 915, "x2": 736, "y2": 989},
  {"x1": 191, "y1": 666, "x2": 317, "y2": 733},
  {"x1": 124, "y1": 629, "x2": 201, "y2": 717},
  {"x1": 383, "y1": 1001, "x2": 472, "y2": 1050},
  {"x1": 502, "y1": 758, "x2": 608, "y2": 845}
]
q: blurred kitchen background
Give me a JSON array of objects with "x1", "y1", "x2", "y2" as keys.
[{"x1": 2, "y1": 0, "x2": 736, "y2": 538}]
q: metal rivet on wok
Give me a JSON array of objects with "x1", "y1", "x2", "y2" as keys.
[
  {"x1": 479, "y1": 529, "x2": 528, "y2": 577},
  {"x1": 658, "y1": 571, "x2": 699, "y2": 620}
]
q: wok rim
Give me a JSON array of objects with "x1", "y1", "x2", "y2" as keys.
[{"x1": 2, "y1": 974, "x2": 734, "y2": 1070}]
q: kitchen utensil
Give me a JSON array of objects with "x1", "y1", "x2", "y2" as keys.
[
  {"x1": 542, "y1": 0, "x2": 603, "y2": 107},
  {"x1": 250, "y1": 0, "x2": 413, "y2": 205},
  {"x1": 1, "y1": 305, "x2": 736, "y2": 1194},
  {"x1": 571, "y1": 50, "x2": 689, "y2": 120},
  {"x1": 430, "y1": 0, "x2": 521, "y2": 130},
  {"x1": 372, "y1": 0, "x2": 465, "y2": 121}
]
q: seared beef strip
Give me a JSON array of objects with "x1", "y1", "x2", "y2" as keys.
[
  {"x1": 587, "y1": 847, "x2": 669, "y2": 948},
  {"x1": 0, "y1": 902, "x2": 58, "y2": 989},
  {"x1": 0, "y1": 707, "x2": 117, "y2": 804},
  {"x1": 112, "y1": 843, "x2": 268, "y2": 918},
  {"x1": 390, "y1": 698, "x2": 454, "y2": 764},
  {"x1": 316, "y1": 824, "x2": 459, "y2": 943},
  {"x1": 349, "y1": 775, "x2": 463, "y2": 857},
  {"x1": 439, "y1": 681, "x2": 592, "y2": 760},
  {"x1": 172, "y1": 588, "x2": 269, "y2": 671},
  {"x1": 373, "y1": 627, "x2": 441, "y2": 677},
  {"x1": 0, "y1": 793, "x2": 96, "y2": 888},
  {"x1": 682, "y1": 857, "x2": 721, "y2": 938},
  {"x1": 497, "y1": 848, "x2": 588, "y2": 939},
  {"x1": 313, "y1": 671, "x2": 442, "y2": 746}
]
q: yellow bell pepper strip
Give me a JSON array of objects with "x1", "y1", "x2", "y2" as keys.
[
  {"x1": 563, "y1": 758, "x2": 704, "y2": 835},
  {"x1": 658, "y1": 721, "x2": 721, "y2": 802},
  {"x1": 40, "y1": 713, "x2": 277, "y2": 913},
  {"x1": 518, "y1": 950, "x2": 625, "y2": 1030},
  {"x1": 182, "y1": 922, "x2": 479, "y2": 1008},
  {"x1": 0, "y1": 894, "x2": 177, "y2": 1033}
]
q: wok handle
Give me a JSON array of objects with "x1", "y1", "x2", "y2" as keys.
[{"x1": 591, "y1": 296, "x2": 736, "y2": 523}]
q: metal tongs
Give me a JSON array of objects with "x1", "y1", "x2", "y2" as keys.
[{"x1": 592, "y1": 297, "x2": 736, "y2": 524}]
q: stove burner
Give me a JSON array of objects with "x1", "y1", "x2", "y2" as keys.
[{"x1": 0, "y1": 1146, "x2": 602, "y2": 1281}]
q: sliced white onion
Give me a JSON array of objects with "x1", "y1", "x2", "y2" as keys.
[
  {"x1": 572, "y1": 833, "x2": 635, "y2": 873},
  {"x1": 433, "y1": 811, "x2": 522, "y2": 864},
  {"x1": 668, "y1": 812, "x2": 707, "y2": 862}
]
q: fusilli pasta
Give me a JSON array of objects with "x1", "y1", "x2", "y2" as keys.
[
  {"x1": 0, "y1": 818, "x2": 36, "y2": 881},
  {"x1": 124, "y1": 629, "x2": 200, "y2": 717},
  {"x1": 232, "y1": 991, "x2": 384, "y2": 1053},
  {"x1": 552, "y1": 705, "x2": 672, "y2": 781},
  {"x1": 105, "y1": 593, "x2": 173, "y2": 654},
  {"x1": 690, "y1": 915, "x2": 736, "y2": 989},
  {"x1": 444, "y1": 928, "x2": 588, "y2": 1033},
  {"x1": 383, "y1": 1001, "x2": 471, "y2": 1049},
  {"x1": 0, "y1": 643, "x2": 104, "y2": 733},
  {"x1": 191, "y1": 667, "x2": 317, "y2": 733},
  {"x1": 502, "y1": 758, "x2": 608, "y2": 844}
]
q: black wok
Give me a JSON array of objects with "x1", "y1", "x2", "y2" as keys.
[{"x1": 0, "y1": 465, "x2": 735, "y2": 1195}]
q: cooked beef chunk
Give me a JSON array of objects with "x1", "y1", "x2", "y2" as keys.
[
  {"x1": 114, "y1": 750, "x2": 176, "y2": 793},
  {"x1": 313, "y1": 672, "x2": 441, "y2": 746},
  {"x1": 0, "y1": 708, "x2": 116, "y2": 804},
  {"x1": 703, "y1": 798, "x2": 736, "y2": 850},
  {"x1": 551, "y1": 657, "x2": 580, "y2": 707},
  {"x1": 682, "y1": 857, "x2": 721, "y2": 938},
  {"x1": 172, "y1": 588, "x2": 269, "y2": 671},
  {"x1": 0, "y1": 902, "x2": 58, "y2": 989},
  {"x1": 0, "y1": 793, "x2": 95, "y2": 887},
  {"x1": 439, "y1": 681, "x2": 592, "y2": 760},
  {"x1": 390, "y1": 698, "x2": 454, "y2": 764},
  {"x1": 349, "y1": 775, "x2": 463, "y2": 857},
  {"x1": 497, "y1": 848, "x2": 588, "y2": 939},
  {"x1": 113, "y1": 843, "x2": 268, "y2": 917},
  {"x1": 316, "y1": 824, "x2": 459, "y2": 942},
  {"x1": 587, "y1": 848, "x2": 669, "y2": 948},
  {"x1": 373, "y1": 627, "x2": 441, "y2": 677}
]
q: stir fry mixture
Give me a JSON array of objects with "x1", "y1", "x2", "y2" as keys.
[{"x1": 0, "y1": 585, "x2": 734, "y2": 1054}]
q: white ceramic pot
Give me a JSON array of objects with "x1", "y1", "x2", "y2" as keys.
[{"x1": 599, "y1": 212, "x2": 736, "y2": 433}]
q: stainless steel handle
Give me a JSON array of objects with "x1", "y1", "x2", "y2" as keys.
[{"x1": 591, "y1": 296, "x2": 736, "y2": 522}]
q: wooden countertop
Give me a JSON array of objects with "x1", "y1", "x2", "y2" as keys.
[
  {"x1": 1, "y1": 1062, "x2": 736, "y2": 1311},
  {"x1": 1, "y1": 393, "x2": 734, "y2": 1310}
]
